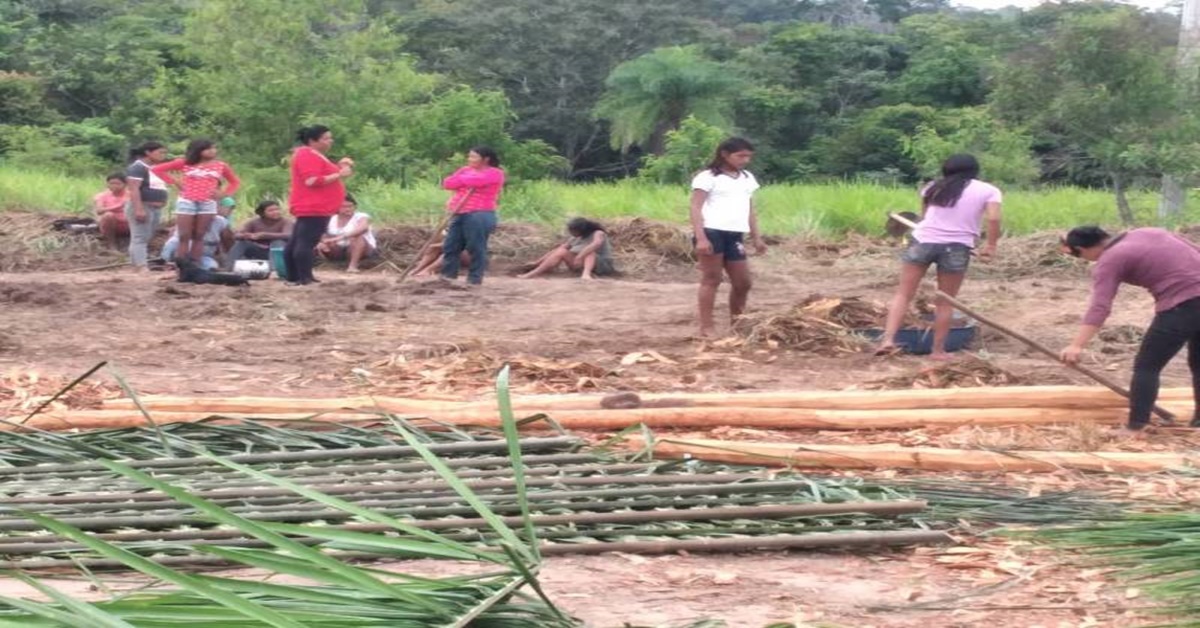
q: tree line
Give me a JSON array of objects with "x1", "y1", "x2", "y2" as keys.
[{"x1": 1, "y1": 0, "x2": 1197, "y2": 216}]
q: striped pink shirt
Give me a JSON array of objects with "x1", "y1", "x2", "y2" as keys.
[{"x1": 443, "y1": 166, "x2": 505, "y2": 213}]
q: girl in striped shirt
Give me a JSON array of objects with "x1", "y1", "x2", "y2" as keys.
[{"x1": 152, "y1": 139, "x2": 240, "y2": 263}]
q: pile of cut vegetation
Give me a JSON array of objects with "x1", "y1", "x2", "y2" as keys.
[
  {"x1": 0, "y1": 212, "x2": 122, "y2": 272},
  {"x1": 734, "y1": 294, "x2": 885, "y2": 355},
  {"x1": 866, "y1": 355, "x2": 1026, "y2": 389},
  {"x1": 606, "y1": 217, "x2": 694, "y2": 262}
]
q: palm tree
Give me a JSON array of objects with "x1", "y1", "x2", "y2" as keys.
[{"x1": 594, "y1": 46, "x2": 740, "y2": 154}]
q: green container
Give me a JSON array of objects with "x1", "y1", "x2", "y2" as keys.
[{"x1": 270, "y1": 243, "x2": 287, "y2": 280}]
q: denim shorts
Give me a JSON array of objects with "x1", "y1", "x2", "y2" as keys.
[
  {"x1": 901, "y1": 242, "x2": 971, "y2": 274},
  {"x1": 694, "y1": 228, "x2": 747, "y2": 261},
  {"x1": 176, "y1": 199, "x2": 218, "y2": 216}
]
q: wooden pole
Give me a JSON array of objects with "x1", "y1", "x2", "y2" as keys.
[
  {"x1": 638, "y1": 437, "x2": 1195, "y2": 474},
  {"x1": 936, "y1": 290, "x2": 1177, "y2": 424},
  {"x1": 8, "y1": 406, "x2": 1139, "y2": 432},
  {"x1": 102, "y1": 386, "x2": 1195, "y2": 414}
]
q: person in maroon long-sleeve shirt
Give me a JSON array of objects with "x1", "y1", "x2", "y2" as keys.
[{"x1": 1059, "y1": 226, "x2": 1200, "y2": 433}]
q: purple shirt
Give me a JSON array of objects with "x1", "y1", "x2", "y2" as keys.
[
  {"x1": 1083, "y1": 228, "x2": 1200, "y2": 326},
  {"x1": 912, "y1": 179, "x2": 1003, "y2": 247}
]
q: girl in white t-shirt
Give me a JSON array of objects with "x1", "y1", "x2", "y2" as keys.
[
  {"x1": 689, "y1": 137, "x2": 767, "y2": 337},
  {"x1": 317, "y1": 194, "x2": 377, "y2": 272}
]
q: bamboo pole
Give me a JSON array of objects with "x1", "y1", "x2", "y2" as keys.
[
  {"x1": 536, "y1": 530, "x2": 952, "y2": 555},
  {"x1": 0, "y1": 529, "x2": 952, "y2": 570},
  {"x1": 0, "y1": 437, "x2": 581, "y2": 477},
  {"x1": 636, "y1": 437, "x2": 1195, "y2": 473},
  {"x1": 0, "y1": 502, "x2": 927, "y2": 555},
  {"x1": 100, "y1": 386, "x2": 1196, "y2": 413},
  {"x1": 10, "y1": 406, "x2": 1148, "y2": 433}
]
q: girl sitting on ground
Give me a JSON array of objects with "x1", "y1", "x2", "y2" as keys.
[
  {"x1": 93, "y1": 173, "x2": 129, "y2": 248},
  {"x1": 519, "y1": 217, "x2": 616, "y2": 280},
  {"x1": 411, "y1": 230, "x2": 470, "y2": 278},
  {"x1": 317, "y1": 194, "x2": 377, "y2": 272}
]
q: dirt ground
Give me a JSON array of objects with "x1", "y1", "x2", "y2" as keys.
[{"x1": 0, "y1": 221, "x2": 1193, "y2": 627}]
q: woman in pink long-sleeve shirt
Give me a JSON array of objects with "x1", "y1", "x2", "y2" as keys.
[
  {"x1": 440, "y1": 146, "x2": 505, "y2": 285},
  {"x1": 1059, "y1": 226, "x2": 1200, "y2": 433},
  {"x1": 152, "y1": 139, "x2": 240, "y2": 263}
]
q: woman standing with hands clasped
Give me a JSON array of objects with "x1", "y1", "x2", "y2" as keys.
[
  {"x1": 690, "y1": 137, "x2": 767, "y2": 338},
  {"x1": 286, "y1": 125, "x2": 353, "y2": 285}
]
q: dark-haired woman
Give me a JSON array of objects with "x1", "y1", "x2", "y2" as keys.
[
  {"x1": 225, "y1": 200, "x2": 293, "y2": 269},
  {"x1": 441, "y1": 146, "x2": 505, "y2": 285},
  {"x1": 152, "y1": 139, "x2": 241, "y2": 263},
  {"x1": 1058, "y1": 226, "x2": 1200, "y2": 434},
  {"x1": 286, "y1": 125, "x2": 353, "y2": 285},
  {"x1": 691, "y1": 137, "x2": 766, "y2": 338},
  {"x1": 875, "y1": 154, "x2": 1002, "y2": 359},
  {"x1": 124, "y1": 141, "x2": 170, "y2": 269},
  {"x1": 519, "y1": 218, "x2": 616, "y2": 280}
]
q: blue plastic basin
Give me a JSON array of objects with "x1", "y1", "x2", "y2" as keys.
[{"x1": 861, "y1": 314, "x2": 976, "y2": 355}]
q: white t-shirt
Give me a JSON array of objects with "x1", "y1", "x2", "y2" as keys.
[
  {"x1": 326, "y1": 212, "x2": 377, "y2": 249},
  {"x1": 691, "y1": 169, "x2": 759, "y2": 233}
]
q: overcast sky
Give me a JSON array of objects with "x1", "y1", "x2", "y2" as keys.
[{"x1": 950, "y1": 0, "x2": 1180, "y2": 11}]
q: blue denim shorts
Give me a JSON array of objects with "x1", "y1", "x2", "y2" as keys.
[
  {"x1": 176, "y1": 199, "x2": 218, "y2": 216},
  {"x1": 694, "y1": 228, "x2": 747, "y2": 261},
  {"x1": 901, "y1": 242, "x2": 971, "y2": 274}
]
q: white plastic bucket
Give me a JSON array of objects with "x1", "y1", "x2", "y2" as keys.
[{"x1": 233, "y1": 260, "x2": 271, "y2": 280}]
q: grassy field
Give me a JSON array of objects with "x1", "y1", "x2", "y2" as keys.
[{"x1": 1, "y1": 165, "x2": 1188, "y2": 237}]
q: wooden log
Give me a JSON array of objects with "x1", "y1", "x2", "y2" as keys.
[
  {"x1": 5, "y1": 405, "x2": 1143, "y2": 433},
  {"x1": 101, "y1": 386, "x2": 1195, "y2": 414},
  {"x1": 635, "y1": 437, "x2": 1194, "y2": 473}
]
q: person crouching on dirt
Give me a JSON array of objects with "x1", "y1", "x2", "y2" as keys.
[
  {"x1": 317, "y1": 194, "x2": 377, "y2": 273},
  {"x1": 161, "y1": 197, "x2": 235, "y2": 270},
  {"x1": 1059, "y1": 226, "x2": 1200, "y2": 434},
  {"x1": 875, "y1": 154, "x2": 1002, "y2": 359},
  {"x1": 690, "y1": 137, "x2": 767, "y2": 338},
  {"x1": 519, "y1": 217, "x2": 616, "y2": 280},
  {"x1": 93, "y1": 173, "x2": 129, "y2": 248},
  {"x1": 225, "y1": 200, "x2": 293, "y2": 270}
]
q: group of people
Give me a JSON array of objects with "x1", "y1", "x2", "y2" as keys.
[
  {"x1": 96, "y1": 126, "x2": 618, "y2": 283},
  {"x1": 92, "y1": 127, "x2": 1200, "y2": 435},
  {"x1": 689, "y1": 138, "x2": 1200, "y2": 436}
]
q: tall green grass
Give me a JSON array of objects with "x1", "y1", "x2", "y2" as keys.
[{"x1": 1, "y1": 165, "x2": 1189, "y2": 237}]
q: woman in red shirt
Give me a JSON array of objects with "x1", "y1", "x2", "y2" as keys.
[
  {"x1": 441, "y1": 146, "x2": 505, "y2": 285},
  {"x1": 152, "y1": 139, "x2": 240, "y2": 263},
  {"x1": 287, "y1": 125, "x2": 353, "y2": 285}
]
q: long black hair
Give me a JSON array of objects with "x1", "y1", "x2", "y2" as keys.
[
  {"x1": 469, "y1": 145, "x2": 500, "y2": 167},
  {"x1": 922, "y1": 154, "x2": 980, "y2": 208},
  {"x1": 707, "y1": 137, "x2": 755, "y2": 175},
  {"x1": 297, "y1": 125, "x2": 331, "y2": 146},
  {"x1": 128, "y1": 141, "x2": 165, "y2": 163},
  {"x1": 184, "y1": 139, "x2": 215, "y2": 165},
  {"x1": 567, "y1": 217, "x2": 605, "y2": 238}
]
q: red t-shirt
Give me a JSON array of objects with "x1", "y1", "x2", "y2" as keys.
[
  {"x1": 151, "y1": 159, "x2": 240, "y2": 202},
  {"x1": 288, "y1": 147, "x2": 345, "y2": 217}
]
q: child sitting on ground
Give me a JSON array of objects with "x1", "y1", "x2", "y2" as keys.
[{"x1": 519, "y1": 217, "x2": 616, "y2": 280}]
